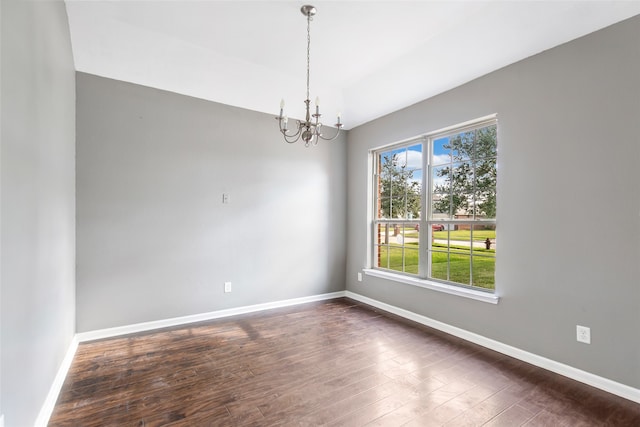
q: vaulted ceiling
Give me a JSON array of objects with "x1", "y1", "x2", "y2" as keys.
[{"x1": 65, "y1": 1, "x2": 640, "y2": 129}]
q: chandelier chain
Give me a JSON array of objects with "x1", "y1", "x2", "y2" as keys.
[{"x1": 306, "y1": 14, "x2": 311, "y2": 101}]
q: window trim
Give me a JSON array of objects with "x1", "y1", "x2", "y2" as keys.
[
  {"x1": 363, "y1": 268, "x2": 499, "y2": 304},
  {"x1": 368, "y1": 115, "x2": 498, "y2": 298}
]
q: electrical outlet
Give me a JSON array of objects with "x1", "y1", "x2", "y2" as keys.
[
  {"x1": 576, "y1": 325, "x2": 591, "y2": 344},
  {"x1": 357, "y1": 272, "x2": 363, "y2": 282},
  {"x1": 224, "y1": 282, "x2": 232, "y2": 293}
]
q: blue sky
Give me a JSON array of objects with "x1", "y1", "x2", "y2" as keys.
[{"x1": 379, "y1": 137, "x2": 455, "y2": 187}]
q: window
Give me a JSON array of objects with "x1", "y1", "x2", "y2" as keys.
[{"x1": 372, "y1": 117, "x2": 497, "y2": 292}]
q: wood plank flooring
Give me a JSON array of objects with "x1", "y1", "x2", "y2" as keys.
[{"x1": 49, "y1": 298, "x2": 640, "y2": 426}]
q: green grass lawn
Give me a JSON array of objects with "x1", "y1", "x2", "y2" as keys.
[{"x1": 378, "y1": 243, "x2": 495, "y2": 290}]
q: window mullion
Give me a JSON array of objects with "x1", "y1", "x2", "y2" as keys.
[{"x1": 420, "y1": 138, "x2": 428, "y2": 278}]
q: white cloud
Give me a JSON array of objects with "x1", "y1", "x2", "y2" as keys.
[
  {"x1": 406, "y1": 150, "x2": 422, "y2": 169},
  {"x1": 432, "y1": 153, "x2": 450, "y2": 166},
  {"x1": 392, "y1": 149, "x2": 422, "y2": 171}
]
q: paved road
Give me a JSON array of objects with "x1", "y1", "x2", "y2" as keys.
[
  {"x1": 395, "y1": 234, "x2": 496, "y2": 249},
  {"x1": 434, "y1": 239, "x2": 496, "y2": 249}
]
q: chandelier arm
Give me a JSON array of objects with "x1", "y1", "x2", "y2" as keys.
[
  {"x1": 277, "y1": 118, "x2": 304, "y2": 138},
  {"x1": 281, "y1": 123, "x2": 305, "y2": 143},
  {"x1": 281, "y1": 129, "x2": 302, "y2": 139},
  {"x1": 281, "y1": 131, "x2": 302, "y2": 143},
  {"x1": 283, "y1": 134, "x2": 301, "y2": 144},
  {"x1": 317, "y1": 126, "x2": 343, "y2": 141}
]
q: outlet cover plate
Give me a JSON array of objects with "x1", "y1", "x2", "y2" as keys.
[
  {"x1": 576, "y1": 325, "x2": 591, "y2": 344},
  {"x1": 224, "y1": 282, "x2": 232, "y2": 293}
]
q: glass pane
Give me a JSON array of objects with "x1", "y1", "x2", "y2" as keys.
[
  {"x1": 451, "y1": 161, "x2": 472, "y2": 185},
  {"x1": 430, "y1": 249, "x2": 449, "y2": 281},
  {"x1": 390, "y1": 192, "x2": 405, "y2": 219},
  {"x1": 406, "y1": 186, "x2": 421, "y2": 220},
  {"x1": 388, "y1": 246, "x2": 404, "y2": 272},
  {"x1": 375, "y1": 224, "x2": 391, "y2": 257},
  {"x1": 449, "y1": 253, "x2": 471, "y2": 285},
  {"x1": 429, "y1": 247, "x2": 449, "y2": 280},
  {"x1": 390, "y1": 223, "x2": 405, "y2": 246},
  {"x1": 402, "y1": 223, "x2": 420, "y2": 245},
  {"x1": 394, "y1": 149, "x2": 407, "y2": 170},
  {"x1": 449, "y1": 229, "x2": 471, "y2": 255},
  {"x1": 378, "y1": 147, "x2": 422, "y2": 220},
  {"x1": 431, "y1": 223, "x2": 446, "y2": 242},
  {"x1": 376, "y1": 244, "x2": 389, "y2": 269},
  {"x1": 431, "y1": 165, "x2": 450, "y2": 192},
  {"x1": 378, "y1": 151, "x2": 396, "y2": 217},
  {"x1": 431, "y1": 197, "x2": 451, "y2": 220},
  {"x1": 404, "y1": 248, "x2": 419, "y2": 274},
  {"x1": 476, "y1": 125, "x2": 497, "y2": 159},
  {"x1": 453, "y1": 194, "x2": 474, "y2": 218},
  {"x1": 471, "y1": 226, "x2": 496, "y2": 253},
  {"x1": 378, "y1": 151, "x2": 395, "y2": 169},
  {"x1": 447, "y1": 161, "x2": 471, "y2": 217},
  {"x1": 432, "y1": 137, "x2": 450, "y2": 166},
  {"x1": 474, "y1": 157, "x2": 497, "y2": 219},
  {"x1": 406, "y1": 145, "x2": 422, "y2": 171},
  {"x1": 450, "y1": 131, "x2": 474, "y2": 162},
  {"x1": 472, "y1": 255, "x2": 495, "y2": 290},
  {"x1": 405, "y1": 145, "x2": 423, "y2": 219},
  {"x1": 390, "y1": 150, "x2": 408, "y2": 174},
  {"x1": 431, "y1": 165, "x2": 450, "y2": 219},
  {"x1": 377, "y1": 196, "x2": 390, "y2": 219}
]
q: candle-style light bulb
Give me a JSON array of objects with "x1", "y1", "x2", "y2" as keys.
[
  {"x1": 280, "y1": 99, "x2": 285, "y2": 109},
  {"x1": 315, "y1": 96, "x2": 320, "y2": 106},
  {"x1": 337, "y1": 112, "x2": 342, "y2": 125}
]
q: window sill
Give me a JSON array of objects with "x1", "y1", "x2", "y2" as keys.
[{"x1": 362, "y1": 269, "x2": 500, "y2": 304}]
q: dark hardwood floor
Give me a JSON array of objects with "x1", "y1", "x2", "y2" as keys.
[{"x1": 49, "y1": 298, "x2": 640, "y2": 426}]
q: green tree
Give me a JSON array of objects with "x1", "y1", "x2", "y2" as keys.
[
  {"x1": 379, "y1": 154, "x2": 421, "y2": 219},
  {"x1": 433, "y1": 125, "x2": 497, "y2": 218}
]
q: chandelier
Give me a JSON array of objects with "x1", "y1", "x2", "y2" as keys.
[{"x1": 276, "y1": 5, "x2": 343, "y2": 147}]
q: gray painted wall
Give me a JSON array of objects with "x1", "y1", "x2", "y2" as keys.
[
  {"x1": 346, "y1": 16, "x2": 640, "y2": 389},
  {"x1": 76, "y1": 73, "x2": 347, "y2": 332},
  {"x1": 1, "y1": 0, "x2": 76, "y2": 425}
]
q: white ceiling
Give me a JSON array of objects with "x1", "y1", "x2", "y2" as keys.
[{"x1": 65, "y1": 1, "x2": 640, "y2": 129}]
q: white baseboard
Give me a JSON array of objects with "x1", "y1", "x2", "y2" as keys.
[
  {"x1": 344, "y1": 290, "x2": 640, "y2": 404},
  {"x1": 76, "y1": 291, "x2": 347, "y2": 342},
  {"x1": 34, "y1": 335, "x2": 79, "y2": 427}
]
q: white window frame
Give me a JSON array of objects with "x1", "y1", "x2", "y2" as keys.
[{"x1": 366, "y1": 115, "x2": 499, "y2": 304}]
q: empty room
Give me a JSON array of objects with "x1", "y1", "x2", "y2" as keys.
[{"x1": 2, "y1": 1, "x2": 640, "y2": 426}]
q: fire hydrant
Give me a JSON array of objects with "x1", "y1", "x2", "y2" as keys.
[{"x1": 485, "y1": 238, "x2": 492, "y2": 250}]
